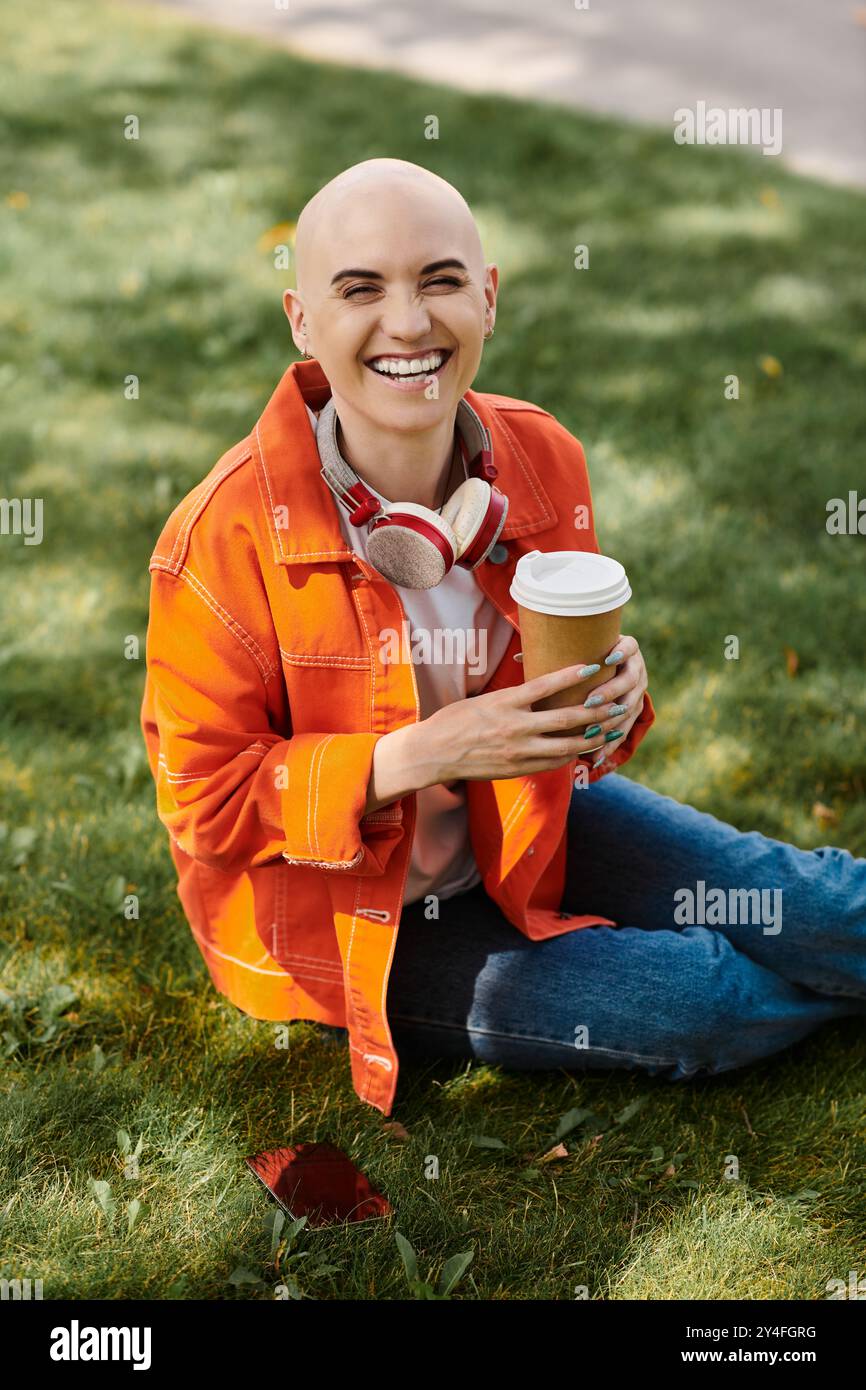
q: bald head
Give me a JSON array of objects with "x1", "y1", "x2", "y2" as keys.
[
  {"x1": 283, "y1": 158, "x2": 497, "y2": 435},
  {"x1": 293, "y1": 159, "x2": 485, "y2": 295}
]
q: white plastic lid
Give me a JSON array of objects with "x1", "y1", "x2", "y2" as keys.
[{"x1": 509, "y1": 549, "x2": 631, "y2": 616}]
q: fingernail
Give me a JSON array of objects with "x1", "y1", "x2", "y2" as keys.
[
  {"x1": 604, "y1": 729, "x2": 625, "y2": 742},
  {"x1": 604, "y1": 650, "x2": 624, "y2": 666},
  {"x1": 608, "y1": 703, "x2": 628, "y2": 717},
  {"x1": 583, "y1": 693, "x2": 604, "y2": 708},
  {"x1": 585, "y1": 724, "x2": 602, "y2": 738},
  {"x1": 592, "y1": 751, "x2": 606, "y2": 768},
  {"x1": 578, "y1": 663, "x2": 600, "y2": 677}
]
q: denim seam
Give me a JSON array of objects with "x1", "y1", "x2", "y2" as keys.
[{"x1": 387, "y1": 1012, "x2": 682, "y2": 1066}]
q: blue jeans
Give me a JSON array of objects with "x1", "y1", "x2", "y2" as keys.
[{"x1": 370, "y1": 773, "x2": 866, "y2": 1080}]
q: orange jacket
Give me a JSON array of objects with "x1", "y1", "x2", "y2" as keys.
[{"x1": 140, "y1": 359, "x2": 656, "y2": 1115}]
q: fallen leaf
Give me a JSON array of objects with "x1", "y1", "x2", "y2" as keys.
[
  {"x1": 613, "y1": 1097, "x2": 648, "y2": 1127},
  {"x1": 470, "y1": 1134, "x2": 506, "y2": 1150},
  {"x1": 118, "y1": 270, "x2": 143, "y2": 297},
  {"x1": 758, "y1": 354, "x2": 783, "y2": 378},
  {"x1": 382, "y1": 1120, "x2": 410, "y2": 1141},
  {"x1": 783, "y1": 645, "x2": 799, "y2": 677},
  {"x1": 554, "y1": 1106, "x2": 597, "y2": 1141},
  {"x1": 256, "y1": 221, "x2": 296, "y2": 253},
  {"x1": 539, "y1": 1142, "x2": 569, "y2": 1163}
]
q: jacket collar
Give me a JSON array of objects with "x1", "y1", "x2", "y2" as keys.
[{"x1": 253, "y1": 359, "x2": 557, "y2": 566}]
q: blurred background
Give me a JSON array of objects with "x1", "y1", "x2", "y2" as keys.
[
  {"x1": 158, "y1": 0, "x2": 866, "y2": 186},
  {"x1": 1, "y1": 0, "x2": 864, "y2": 1301}
]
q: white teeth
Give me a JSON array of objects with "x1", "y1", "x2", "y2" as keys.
[{"x1": 370, "y1": 350, "x2": 447, "y2": 377}]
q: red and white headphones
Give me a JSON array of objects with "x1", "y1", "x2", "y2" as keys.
[{"x1": 315, "y1": 394, "x2": 509, "y2": 590}]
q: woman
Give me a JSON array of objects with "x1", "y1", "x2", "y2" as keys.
[{"x1": 141, "y1": 159, "x2": 866, "y2": 1116}]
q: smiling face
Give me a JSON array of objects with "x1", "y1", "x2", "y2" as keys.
[{"x1": 284, "y1": 164, "x2": 498, "y2": 436}]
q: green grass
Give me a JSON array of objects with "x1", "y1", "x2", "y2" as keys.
[{"x1": 1, "y1": 0, "x2": 865, "y2": 1300}]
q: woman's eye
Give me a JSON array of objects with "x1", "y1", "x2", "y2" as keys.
[{"x1": 343, "y1": 276, "x2": 464, "y2": 299}]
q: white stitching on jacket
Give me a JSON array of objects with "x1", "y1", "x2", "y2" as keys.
[
  {"x1": 255, "y1": 420, "x2": 289, "y2": 561},
  {"x1": 186, "y1": 922, "x2": 296, "y2": 977},
  {"x1": 189, "y1": 926, "x2": 343, "y2": 989},
  {"x1": 501, "y1": 780, "x2": 532, "y2": 837},
  {"x1": 280, "y1": 648, "x2": 371, "y2": 669},
  {"x1": 157, "y1": 756, "x2": 204, "y2": 783},
  {"x1": 273, "y1": 548, "x2": 352, "y2": 559},
  {"x1": 158, "y1": 745, "x2": 268, "y2": 784},
  {"x1": 278, "y1": 951, "x2": 343, "y2": 972},
  {"x1": 306, "y1": 737, "x2": 325, "y2": 854},
  {"x1": 311, "y1": 734, "x2": 337, "y2": 856},
  {"x1": 281, "y1": 847, "x2": 365, "y2": 871},
  {"x1": 167, "y1": 450, "x2": 252, "y2": 570},
  {"x1": 178, "y1": 567, "x2": 277, "y2": 681},
  {"x1": 349, "y1": 585, "x2": 377, "y2": 731},
  {"x1": 149, "y1": 563, "x2": 278, "y2": 685},
  {"x1": 361, "y1": 1052, "x2": 393, "y2": 1071}
]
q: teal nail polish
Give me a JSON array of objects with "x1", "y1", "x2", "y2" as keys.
[
  {"x1": 592, "y1": 751, "x2": 606, "y2": 768},
  {"x1": 608, "y1": 703, "x2": 628, "y2": 717},
  {"x1": 583, "y1": 693, "x2": 604, "y2": 708},
  {"x1": 585, "y1": 724, "x2": 602, "y2": 737},
  {"x1": 604, "y1": 729, "x2": 625, "y2": 742},
  {"x1": 604, "y1": 649, "x2": 624, "y2": 666},
  {"x1": 579, "y1": 663, "x2": 600, "y2": 677}
]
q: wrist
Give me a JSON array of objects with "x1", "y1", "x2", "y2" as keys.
[
  {"x1": 400, "y1": 717, "x2": 449, "y2": 790},
  {"x1": 364, "y1": 720, "x2": 444, "y2": 814}
]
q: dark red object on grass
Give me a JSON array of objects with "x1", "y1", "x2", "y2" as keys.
[{"x1": 244, "y1": 1141, "x2": 393, "y2": 1227}]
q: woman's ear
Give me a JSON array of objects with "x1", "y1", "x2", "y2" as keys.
[
  {"x1": 483, "y1": 263, "x2": 499, "y2": 332},
  {"x1": 283, "y1": 289, "x2": 307, "y2": 355}
]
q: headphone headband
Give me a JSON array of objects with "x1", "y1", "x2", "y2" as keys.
[{"x1": 316, "y1": 395, "x2": 495, "y2": 525}]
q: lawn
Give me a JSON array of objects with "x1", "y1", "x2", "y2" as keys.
[{"x1": 1, "y1": 0, "x2": 864, "y2": 1300}]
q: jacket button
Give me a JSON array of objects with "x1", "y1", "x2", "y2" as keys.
[{"x1": 489, "y1": 543, "x2": 508, "y2": 564}]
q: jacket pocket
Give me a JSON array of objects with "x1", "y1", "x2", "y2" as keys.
[
  {"x1": 279, "y1": 651, "x2": 374, "y2": 736},
  {"x1": 255, "y1": 859, "x2": 345, "y2": 996}
]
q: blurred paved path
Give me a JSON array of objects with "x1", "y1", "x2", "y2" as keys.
[{"x1": 126, "y1": 0, "x2": 866, "y2": 187}]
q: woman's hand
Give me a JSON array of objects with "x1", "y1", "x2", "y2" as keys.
[
  {"x1": 401, "y1": 635, "x2": 648, "y2": 786},
  {"x1": 365, "y1": 634, "x2": 650, "y2": 809},
  {"x1": 575, "y1": 633, "x2": 648, "y2": 767}
]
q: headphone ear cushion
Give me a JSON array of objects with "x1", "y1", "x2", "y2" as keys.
[
  {"x1": 367, "y1": 507, "x2": 458, "y2": 590},
  {"x1": 440, "y1": 477, "x2": 491, "y2": 554}
]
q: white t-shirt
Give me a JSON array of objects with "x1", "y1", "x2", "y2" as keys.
[{"x1": 305, "y1": 404, "x2": 514, "y2": 905}]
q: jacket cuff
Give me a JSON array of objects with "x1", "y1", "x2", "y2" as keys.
[{"x1": 280, "y1": 732, "x2": 406, "y2": 876}]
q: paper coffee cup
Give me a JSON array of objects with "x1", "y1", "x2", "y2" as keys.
[{"x1": 509, "y1": 550, "x2": 632, "y2": 736}]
